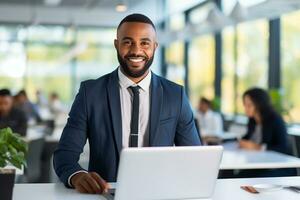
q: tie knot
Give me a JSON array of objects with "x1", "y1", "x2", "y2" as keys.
[{"x1": 129, "y1": 86, "x2": 140, "y2": 95}]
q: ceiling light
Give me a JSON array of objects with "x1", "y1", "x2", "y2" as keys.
[
  {"x1": 116, "y1": 3, "x2": 127, "y2": 12},
  {"x1": 44, "y1": 0, "x2": 62, "y2": 6}
]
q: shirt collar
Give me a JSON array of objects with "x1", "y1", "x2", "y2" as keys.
[{"x1": 118, "y1": 67, "x2": 151, "y2": 92}]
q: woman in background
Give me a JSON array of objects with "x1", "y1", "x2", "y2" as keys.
[
  {"x1": 236, "y1": 87, "x2": 296, "y2": 177},
  {"x1": 239, "y1": 87, "x2": 289, "y2": 154}
]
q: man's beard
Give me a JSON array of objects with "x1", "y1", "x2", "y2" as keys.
[{"x1": 117, "y1": 51, "x2": 155, "y2": 78}]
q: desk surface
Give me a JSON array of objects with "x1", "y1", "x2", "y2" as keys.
[
  {"x1": 13, "y1": 176, "x2": 300, "y2": 200},
  {"x1": 25, "y1": 126, "x2": 62, "y2": 142},
  {"x1": 221, "y1": 142, "x2": 300, "y2": 170}
]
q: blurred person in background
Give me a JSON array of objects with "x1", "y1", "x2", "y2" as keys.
[
  {"x1": 48, "y1": 92, "x2": 68, "y2": 127},
  {"x1": 236, "y1": 87, "x2": 295, "y2": 178},
  {"x1": 36, "y1": 89, "x2": 48, "y2": 108},
  {"x1": 49, "y1": 92, "x2": 65, "y2": 117},
  {"x1": 195, "y1": 97, "x2": 223, "y2": 137},
  {"x1": 14, "y1": 89, "x2": 42, "y2": 123},
  {"x1": 0, "y1": 88, "x2": 27, "y2": 136},
  {"x1": 239, "y1": 87, "x2": 289, "y2": 154}
]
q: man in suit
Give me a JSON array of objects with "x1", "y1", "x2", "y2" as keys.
[
  {"x1": 53, "y1": 13, "x2": 201, "y2": 194},
  {"x1": 0, "y1": 88, "x2": 27, "y2": 136}
]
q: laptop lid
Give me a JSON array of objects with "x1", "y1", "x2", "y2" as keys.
[{"x1": 113, "y1": 146, "x2": 223, "y2": 200}]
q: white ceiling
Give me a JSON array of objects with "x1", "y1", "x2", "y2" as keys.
[
  {"x1": 0, "y1": 0, "x2": 141, "y2": 9},
  {"x1": 0, "y1": 0, "x2": 165, "y2": 27},
  {"x1": 1, "y1": 0, "x2": 300, "y2": 30}
]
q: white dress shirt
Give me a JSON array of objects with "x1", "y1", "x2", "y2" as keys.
[
  {"x1": 118, "y1": 67, "x2": 151, "y2": 148},
  {"x1": 195, "y1": 109, "x2": 223, "y2": 137}
]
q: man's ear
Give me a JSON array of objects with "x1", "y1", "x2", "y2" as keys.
[
  {"x1": 154, "y1": 42, "x2": 158, "y2": 50},
  {"x1": 114, "y1": 39, "x2": 118, "y2": 50}
]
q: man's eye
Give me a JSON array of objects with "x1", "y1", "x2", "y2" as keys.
[
  {"x1": 141, "y1": 42, "x2": 150, "y2": 46},
  {"x1": 123, "y1": 41, "x2": 131, "y2": 45}
]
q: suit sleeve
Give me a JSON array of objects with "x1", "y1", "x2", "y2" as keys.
[
  {"x1": 53, "y1": 82, "x2": 88, "y2": 187},
  {"x1": 174, "y1": 87, "x2": 201, "y2": 146}
]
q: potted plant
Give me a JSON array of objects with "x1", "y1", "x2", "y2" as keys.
[{"x1": 0, "y1": 127, "x2": 28, "y2": 200}]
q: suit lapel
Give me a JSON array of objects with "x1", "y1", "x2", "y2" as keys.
[
  {"x1": 149, "y1": 73, "x2": 163, "y2": 146},
  {"x1": 107, "y1": 69, "x2": 122, "y2": 154}
]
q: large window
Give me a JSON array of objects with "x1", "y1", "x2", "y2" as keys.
[
  {"x1": 165, "y1": 14, "x2": 185, "y2": 85},
  {"x1": 236, "y1": 20, "x2": 268, "y2": 113},
  {"x1": 282, "y1": 10, "x2": 300, "y2": 123},
  {"x1": 221, "y1": 20, "x2": 268, "y2": 114},
  {"x1": 26, "y1": 44, "x2": 72, "y2": 103},
  {"x1": 0, "y1": 41, "x2": 26, "y2": 93},
  {"x1": 189, "y1": 35, "x2": 215, "y2": 107},
  {"x1": 0, "y1": 25, "x2": 117, "y2": 104},
  {"x1": 165, "y1": 41, "x2": 185, "y2": 85},
  {"x1": 222, "y1": 27, "x2": 235, "y2": 114},
  {"x1": 76, "y1": 28, "x2": 118, "y2": 89}
]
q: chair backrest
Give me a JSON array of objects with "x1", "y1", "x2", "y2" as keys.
[
  {"x1": 289, "y1": 135, "x2": 300, "y2": 157},
  {"x1": 25, "y1": 137, "x2": 45, "y2": 182}
]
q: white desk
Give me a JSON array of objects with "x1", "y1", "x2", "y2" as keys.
[
  {"x1": 13, "y1": 176, "x2": 300, "y2": 200},
  {"x1": 220, "y1": 142, "x2": 300, "y2": 170},
  {"x1": 211, "y1": 176, "x2": 300, "y2": 200},
  {"x1": 25, "y1": 127, "x2": 63, "y2": 142}
]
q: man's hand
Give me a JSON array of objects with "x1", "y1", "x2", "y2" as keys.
[
  {"x1": 71, "y1": 172, "x2": 110, "y2": 194},
  {"x1": 238, "y1": 139, "x2": 262, "y2": 150}
]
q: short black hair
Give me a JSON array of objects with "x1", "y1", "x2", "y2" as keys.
[
  {"x1": 17, "y1": 89, "x2": 27, "y2": 97},
  {"x1": 0, "y1": 89, "x2": 11, "y2": 96},
  {"x1": 200, "y1": 97, "x2": 211, "y2": 106},
  {"x1": 117, "y1": 13, "x2": 156, "y2": 31}
]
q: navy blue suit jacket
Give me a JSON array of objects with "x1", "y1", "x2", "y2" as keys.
[
  {"x1": 243, "y1": 113, "x2": 289, "y2": 154},
  {"x1": 53, "y1": 69, "x2": 201, "y2": 186}
]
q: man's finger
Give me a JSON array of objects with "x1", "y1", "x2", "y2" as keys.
[
  {"x1": 85, "y1": 174, "x2": 102, "y2": 194},
  {"x1": 76, "y1": 184, "x2": 88, "y2": 193},
  {"x1": 90, "y1": 172, "x2": 109, "y2": 193},
  {"x1": 80, "y1": 179, "x2": 94, "y2": 194}
]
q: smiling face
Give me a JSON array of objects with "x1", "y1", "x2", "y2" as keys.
[{"x1": 114, "y1": 22, "x2": 158, "y2": 82}]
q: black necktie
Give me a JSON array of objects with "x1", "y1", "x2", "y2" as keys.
[{"x1": 129, "y1": 86, "x2": 140, "y2": 147}]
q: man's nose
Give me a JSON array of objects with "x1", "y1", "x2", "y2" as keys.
[{"x1": 129, "y1": 43, "x2": 141, "y2": 54}]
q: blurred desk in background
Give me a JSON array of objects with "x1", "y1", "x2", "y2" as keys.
[
  {"x1": 220, "y1": 142, "x2": 300, "y2": 170},
  {"x1": 23, "y1": 126, "x2": 90, "y2": 183},
  {"x1": 25, "y1": 126, "x2": 63, "y2": 142},
  {"x1": 221, "y1": 142, "x2": 300, "y2": 170},
  {"x1": 21, "y1": 126, "x2": 63, "y2": 182},
  {"x1": 219, "y1": 142, "x2": 300, "y2": 178}
]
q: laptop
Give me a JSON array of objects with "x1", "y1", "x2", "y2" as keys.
[{"x1": 110, "y1": 146, "x2": 223, "y2": 200}]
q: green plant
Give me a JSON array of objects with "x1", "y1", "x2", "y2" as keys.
[
  {"x1": 269, "y1": 88, "x2": 290, "y2": 115},
  {"x1": 0, "y1": 127, "x2": 28, "y2": 169},
  {"x1": 211, "y1": 96, "x2": 221, "y2": 112}
]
